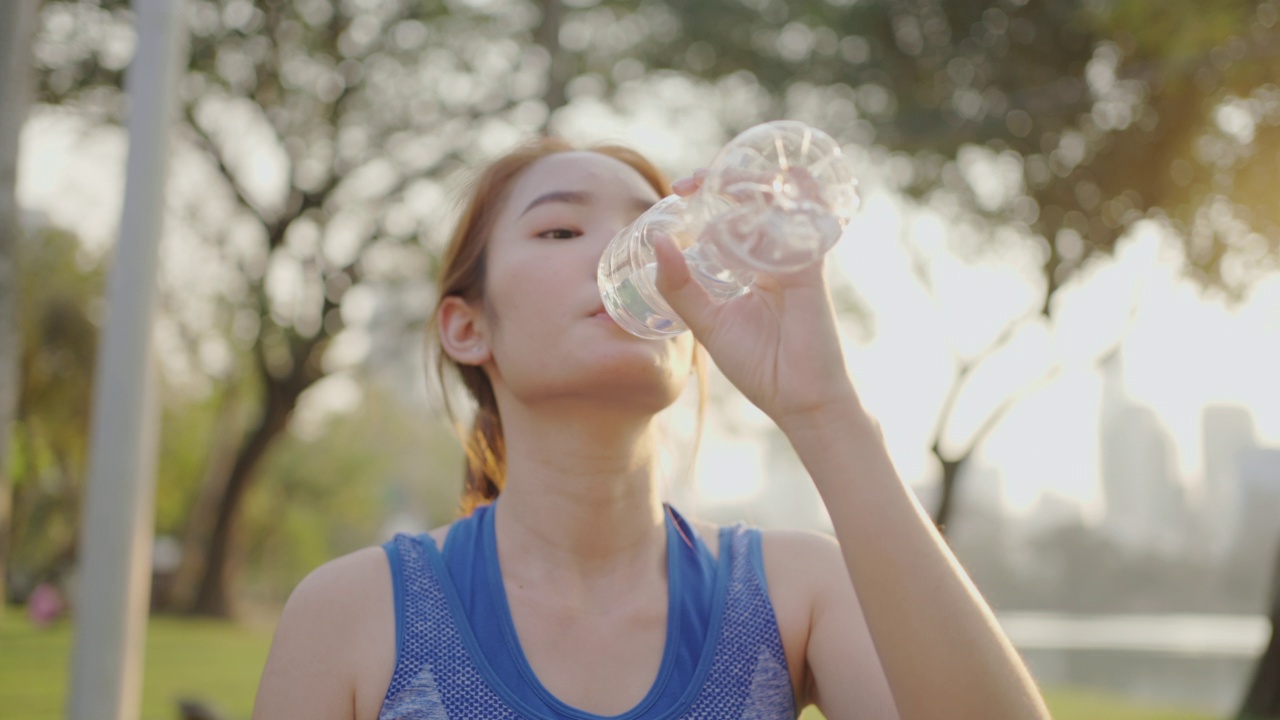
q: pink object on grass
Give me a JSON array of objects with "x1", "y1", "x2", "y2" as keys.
[{"x1": 27, "y1": 583, "x2": 64, "y2": 627}]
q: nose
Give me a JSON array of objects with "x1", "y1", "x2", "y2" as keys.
[
  {"x1": 589, "y1": 221, "x2": 626, "y2": 288},
  {"x1": 593, "y1": 209, "x2": 640, "y2": 265}
]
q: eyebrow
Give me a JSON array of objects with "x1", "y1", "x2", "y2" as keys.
[{"x1": 519, "y1": 190, "x2": 656, "y2": 218}]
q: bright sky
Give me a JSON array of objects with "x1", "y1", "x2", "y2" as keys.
[{"x1": 18, "y1": 94, "x2": 1280, "y2": 525}]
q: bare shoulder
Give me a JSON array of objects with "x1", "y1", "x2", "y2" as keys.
[
  {"x1": 759, "y1": 528, "x2": 849, "y2": 706},
  {"x1": 757, "y1": 528, "x2": 848, "y2": 628},
  {"x1": 281, "y1": 546, "x2": 395, "y2": 633},
  {"x1": 760, "y1": 527, "x2": 845, "y2": 590},
  {"x1": 253, "y1": 546, "x2": 396, "y2": 720},
  {"x1": 759, "y1": 529, "x2": 898, "y2": 718}
]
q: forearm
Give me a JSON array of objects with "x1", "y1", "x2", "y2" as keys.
[{"x1": 780, "y1": 394, "x2": 1049, "y2": 720}]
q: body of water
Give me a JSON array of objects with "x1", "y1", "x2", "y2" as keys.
[{"x1": 999, "y1": 612, "x2": 1271, "y2": 715}]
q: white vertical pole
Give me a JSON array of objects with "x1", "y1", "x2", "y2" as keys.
[{"x1": 68, "y1": 1, "x2": 186, "y2": 718}]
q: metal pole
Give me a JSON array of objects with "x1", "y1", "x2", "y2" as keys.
[{"x1": 68, "y1": 1, "x2": 186, "y2": 718}]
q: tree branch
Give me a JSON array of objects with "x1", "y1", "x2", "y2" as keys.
[
  {"x1": 184, "y1": 105, "x2": 270, "y2": 229},
  {"x1": 930, "y1": 306, "x2": 1043, "y2": 451}
]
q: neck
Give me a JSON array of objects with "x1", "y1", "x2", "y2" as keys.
[{"x1": 490, "y1": 396, "x2": 667, "y2": 579}]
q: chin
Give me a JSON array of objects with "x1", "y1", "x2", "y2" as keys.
[
  {"x1": 499, "y1": 340, "x2": 693, "y2": 412},
  {"x1": 559, "y1": 359, "x2": 689, "y2": 414}
]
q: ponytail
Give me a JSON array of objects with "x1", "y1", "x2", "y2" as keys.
[{"x1": 460, "y1": 398, "x2": 505, "y2": 514}]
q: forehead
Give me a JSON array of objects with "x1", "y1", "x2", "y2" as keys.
[{"x1": 504, "y1": 151, "x2": 661, "y2": 211}]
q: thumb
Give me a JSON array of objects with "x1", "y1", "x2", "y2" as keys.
[{"x1": 652, "y1": 233, "x2": 719, "y2": 338}]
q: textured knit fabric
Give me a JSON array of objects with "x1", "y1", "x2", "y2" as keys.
[{"x1": 378, "y1": 506, "x2": 796, "y2": 720}]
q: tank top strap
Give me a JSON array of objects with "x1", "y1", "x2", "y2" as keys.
[
  {"x1": 678, "y1": 523, "x2": 796, "y2": 718},
  {"x1": 380, "y1": 531, "x2": 524, "y2": 719}
]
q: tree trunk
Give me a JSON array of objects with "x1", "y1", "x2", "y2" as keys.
[
  {"x1": 0, "y1": 0, "x2": 38, "y2": 607},
  {"x1": 187, "y1": 386, "x2": 298, "y2": 617},
  {"x1": 933, "y1": 455, "x2": 966, "y2": 537},
  {"x1": 1239, "y1": 539, "x2": 1280, "y2": 719},
  {"x1": 535, "y1": 0, "x2": 571, "y2": 124},
  {"x1": 154, "y1": 392, "x2": 242, "y2": 611}
]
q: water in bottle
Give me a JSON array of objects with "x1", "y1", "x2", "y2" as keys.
[{"x1": 598, "y1": 120, "x2": 858, "y2": 339}]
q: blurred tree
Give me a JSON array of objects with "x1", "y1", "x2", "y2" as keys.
[
  {"x1": 623, "y1": 0, "x2": 1280, "y2": 531},
  {"x1": 648, "y1": 0, "x2": 1280, "y2": 286},
  {"x1": 29, "y1": 0, "x2": 1280, "y2": 640},
  {"x1": 620, "y1": 3, "x2": 1280, "y2": 707},
  {"x1": 7, "y1": 227, "x2": 102, "y2": 601},
  {"x1": 0, "y1": 0, "x2": 39, "y2": 615},
  {"x1": 32, "y1": 0, "x2": 566, "y2": 615},
  {"x1": 236, "y1": 381, "x2": 462, "y2": 607},
  {"x1": 4, "y1": 222, "x2": 453, "y2": 612}
]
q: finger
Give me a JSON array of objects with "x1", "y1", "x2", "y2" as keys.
[
  {"x1": 651, "y1": 233, "x2": 718, "y2": 338},
  {"x1": 671, "y1": 168, "x2": 708, "y2": 197}
]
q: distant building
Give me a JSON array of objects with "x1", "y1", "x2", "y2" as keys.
[
  {"x1": 1098, "y1": 349, "x2": 1189, "y2": 555},
  {"x1": 1233, "y1": 447, "x2": 1280, "y2": 557},
  {"x1": 1202, "y1": 404, "x2": 1257, "y2": 558},
  {"x1": 948, "y1": 462, "x2": 1008, "y2": 541},
  {"x1": 948, "y1": 462, "x2": 1020, "y2": 608}
]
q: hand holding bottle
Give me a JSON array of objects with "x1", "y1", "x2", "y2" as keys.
[
  {"x1": 653, "y1": 163, "x2": 860, "y2": 430},
  {"x1": 597, "y1": 120, "x2": 859, "y2": 339}
]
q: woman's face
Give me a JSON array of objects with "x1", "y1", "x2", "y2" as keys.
[{"x1": 470, "y1": 151, "x2": 695, "y2": 414}]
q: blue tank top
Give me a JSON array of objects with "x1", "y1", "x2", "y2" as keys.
[{"x1": 378, "y1": 504, "x2": 796, "y2": 719}]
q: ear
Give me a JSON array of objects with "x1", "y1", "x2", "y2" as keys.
[{"x1": 438, "y1": 295, "x2": 492, "y2": 367}]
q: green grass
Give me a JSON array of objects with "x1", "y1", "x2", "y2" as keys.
[
  {"x1": 1, "y1": 605, "x2": 1223, "y2": 720},
  {"x1": 1040, "y1": 688, "x2": 1220, "y2": 720},
  {"x1": 1, "y1": 605, "x2": 273, "y2": 720}
]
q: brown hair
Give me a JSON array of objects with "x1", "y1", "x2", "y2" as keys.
[{"x1": 428, "y1": 138, "x2": 705, "y2": 515}]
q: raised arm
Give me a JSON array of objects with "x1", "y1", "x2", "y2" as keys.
[
  {"x1": 653, "y1": 176, "x2": 1049, "y2": 719},
  {"x1": 780, "y1": 400, "x2": 1047, "y2": 719}
]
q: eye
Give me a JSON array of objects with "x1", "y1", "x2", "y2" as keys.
[{"x1": 537, "y1": 227, "x2": 581, "y2": 240}]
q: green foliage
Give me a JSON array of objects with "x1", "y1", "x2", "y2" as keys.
[
  {"x1": 6, "y1": 227, "x2": 102, "y2": 599},
  {"x1": 1093, "y1": 0, "x2": 1257, "y2": 61},
  {"x1": 154, "y1": 391, "x2": 230, "y2": 537},
  {"x1": 237, "y1": 382, "x2": 464, "y2": 605},
  {"x1": 623, "y1": 0, "x2": 1280, "y2": 300},
  {"x1": 4, "y1": 220, "x2": 463, "y2": 608},
  {"x1": 238, "y1": 404, "x2": 389, "y2": 603}
]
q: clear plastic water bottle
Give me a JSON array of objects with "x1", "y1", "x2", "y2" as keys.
[{"x1": 598, "y1": 120, "x2": 859, "y2": 339}]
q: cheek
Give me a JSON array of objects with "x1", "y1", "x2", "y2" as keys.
[
  {"x1": 484, "y1": 261, "x2": 569, "y2": 357},
  {"x1": 488, "y1": 247, "x2": 577, "y2": 310}
]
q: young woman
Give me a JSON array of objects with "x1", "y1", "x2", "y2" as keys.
[{"x1": 251, "y1": 138, "x2": 1050, "y2": 720}]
